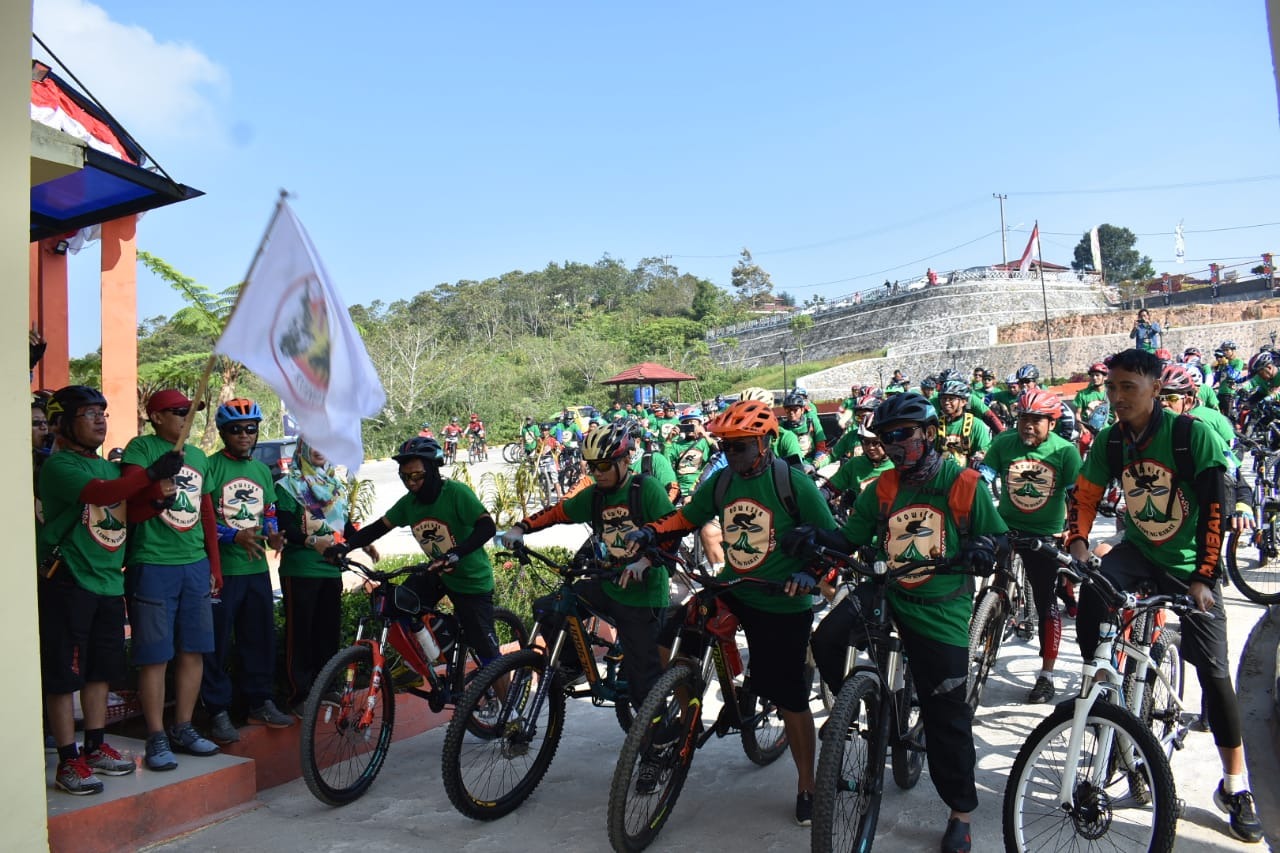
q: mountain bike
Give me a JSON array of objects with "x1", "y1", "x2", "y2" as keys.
[
  {"x1": 1225, "y1": 430, "x2": 1280, "y2": 604},
  {"x1": 559, "y1": 443, "x2": 583, "y2": 492},
  {"x1": 442, "y1": 432, "x2": 460, "y2": 465},
  {"x1": 966, "y1": 533, "x2": 1039, "y2": 710},
  {"x1": 1002, "y1": 541, "x2": 1199, "y2": 853},
  {"x1": 299, "y1": 557, "x2": 528, "y2": 806},
  {"x1": 607, "y1": 564, "x2": 793, "y2": 852},
  {"x1": 467, "y1": 431, "x2": 488, "y2": 463},
  {"x1": 535, "y1": 450, "x2": 560, "y2": 507},
  {"x1": 441, "y1": 541, "x2": 640, "y2": 820},
  {"x1": 806, "y1": 547, "x2": 957, "y2": 853},
  {"x1": 502, "y1": 441, "x2": 533, "y2": 464}
]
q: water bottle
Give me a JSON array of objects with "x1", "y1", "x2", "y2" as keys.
[
  {"x1": 262, "y1": 505, "x2": 279, "y2": 537},
  {"x1": 413, "y1": 623, "x2": 441, "y2": 663}
]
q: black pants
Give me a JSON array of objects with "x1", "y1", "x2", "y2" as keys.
[
  {"x1": 1018, "y1": 544, "x2": 1062, "y2": 662},
  {"x1": 201, "y1": 572, "x2": 276, "y2": 713},
  {"x1": 282, "y1": 576, "x2": 342, "y2": 708},
  {"x1": 898, "y1": 630, "x2": 978, "y2": 813},
  {"x1": 532, "y1": 579, "x2": 662, "y2": 711},
  {"x1": 403, "y1": 572, "x2": 501, "y2": 663}
]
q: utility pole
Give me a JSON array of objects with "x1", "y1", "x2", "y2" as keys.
[{"x1": 993, "y1": 193, "x2": 1008, "y2": 267}]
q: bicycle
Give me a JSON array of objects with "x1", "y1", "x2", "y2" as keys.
[
  {"x1": 468, "y1": 432, "x2": 488, "y2": 463},
  {"x1": 559, "y1": 443, "x2": 583, "y2": 492},
  {"x1": 1224, "y1": 429, "x2": 1280, "y2": 604},
  {"x1": 502, "y1": 441, "x2": 534, "y2": 464},
  {"x1": 298, "y1": 556, "x2": 529, "y2": 806},
  {"x1": 440, "y1": 540, "x2": 641, "y2": 820},
  {"x1": 535, "y1": 449, "x2": 560, "y2": 507},
  {"x1": 443, "y1": 432, "x2": 460, "y2": 465},
  {"x1": 1002, "y1": 541, "x2": 1201, "y2": 853},
  {"x1": 807, "y1": 547, "x2": 957, "y2": 853},
  {"x1": 966, "y1": 533, "x2": 1039, "y2": 710},
  {"x1": 606, "y1": 562, "x2": 794, "y2": 852}
]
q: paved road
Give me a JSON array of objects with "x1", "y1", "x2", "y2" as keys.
[{"x1": 152, "y1": 508, "x2": 1279, "y2": 853}]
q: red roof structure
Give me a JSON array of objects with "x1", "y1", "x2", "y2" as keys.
[{"x1": 602, "y1": 362, "x2": 698, "y2": 402}]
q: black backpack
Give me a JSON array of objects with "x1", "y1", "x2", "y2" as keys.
[{"x1": 1102, "y1": 413, "x2": 1198, "y2": 517}]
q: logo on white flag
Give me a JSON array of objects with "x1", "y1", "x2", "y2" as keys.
[{"x1": 272, "y1": 273, "x2": 332, "y2": 410}]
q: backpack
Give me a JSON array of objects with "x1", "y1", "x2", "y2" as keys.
[
  {"x1": 710, "y1": 456, "x2": 802, "y2": 524},
  {"x1": 874, "y1": 465, "x2": 981, "y2": 544},
  {"x1": 1102, "y1": 413, "x2": 1197, "y2": 517},
  {"x1": 640, "y1": 451, "x2": 655, "y2": 478}
]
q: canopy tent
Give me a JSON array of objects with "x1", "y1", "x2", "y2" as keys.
[{"x1": 601, "y1": 362, "x2": 698, "y2": 403}]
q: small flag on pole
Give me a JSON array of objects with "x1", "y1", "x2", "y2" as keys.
[
  {"x1": 1018, "y1": 225, "x2": 1039, "y2": 275},
  {"x1": 215, "y1": 200, "x2": 386, "y2": 472},
  {"x1": 1174, "y1": 222, "x2": 1186, "y2": 264}
]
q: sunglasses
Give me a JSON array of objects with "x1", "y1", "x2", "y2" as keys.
[
  {"x1": 399, "y1": 470, "x2": 427, "y2": 483},
  {"x1": 720, "y1": 438, "x2": 757, "y2": 454},
  {"x1": 164, "y1": 407, "x2": 191, "y2": 417},
  {"x1": 32, "y1": 419, "x2": 48, "y2": 428},
  {"x1": 877, "y1": 425, "x2": 919, "y2": 445},
  {"x1": 224, "y1": 423, "x2": 258, "y2": 435},
  {"x1": 587, "y1": 459, "x2": 616, "y2": 473},
  {"x1": 1160, "y1": 394, "x2": 1186, "y2": 404},
  {"x1": 859, "y1": 437, "x2": 884, "y2": 448}
]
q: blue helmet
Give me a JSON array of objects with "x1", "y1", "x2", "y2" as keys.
[
  {"x1": 215, "y1": 398, "x2": 262, "y2": 428},
  {"x1": 678, "y1": 409, "x2": 704, "y2": 424}
]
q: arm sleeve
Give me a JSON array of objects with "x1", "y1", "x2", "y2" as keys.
[
  {"x1": 201, "y1": 494, "x2": 221, "y2": 577},
  {"x1": 1065, "y1": 475, "x2": 1105, "y2": 548},
  {"x1": 344, "y1": 517, "x2": 392, "y2": 549},
  {"x1": 277, "y1": 505, "x2": 308, "y2": 546},
  {"x1": 452, "y1": 514, "x2": 496, "y2": 557},
  {"x1": 519, "y1": 501, "x2": 573, "y2": 533},
  {"x1": 80, "y1": 463, "x2": 153, "y2": 504},
  {"x1": 1193, "y1": 464, "x2": 1228, "y2": 584}
]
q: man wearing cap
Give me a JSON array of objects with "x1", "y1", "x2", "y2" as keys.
[{"x1": 121, "y1": 390, "x2": 224, "y2": 767}]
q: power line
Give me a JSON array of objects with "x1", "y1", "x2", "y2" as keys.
[
  {"x1": 1011, "y1": 174, "x2": 1280, "y2": 196},
  {"x1": 1033, "y1": 221, "x2": 1280, "y2": 237},
  {"x1": 781, "y1": 230, "x2": 1002, "y2": 291}
]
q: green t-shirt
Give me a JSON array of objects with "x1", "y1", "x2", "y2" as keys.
[
  {"x1": 630, "y1": 450, "x2": 677, "y2": 494},
  {"x1": 1079, "y1": 409, "x2": 1229, "y2": 580},
  {"x1": 557, "y1": 474, "x2": 674, "y2": 607},
  {"x1": 275, "y1": 489, "x2": 344, "y2": 579},
  {"x1": 39, "y1": 451, "x2": 131, "y2": 596},
  {"x1": 665, "y1": 437, "x2": 715, "y2": 495},
  {"x1": 1196, "y1": 383, "x2": 1219, "y2": 411},
  {"x1": 1073, "y1": 386, "x2": 1107, "y2": 417},
  {"x1": 828, "y1": 427, "x2": 861, "y2": 463},
  {"x1": 1188, "y1": 405, "x2": 1238, "y2": 462},
  {"x1": 122, "y1": 434, "x2": 213, "y2": 566},
  {"x1": 679, "y1": 465, "x2": 836, "y2": 613},
  {"x1": 1248, "y1": 372, "x2": 1280, "y2": 398},
  {"x1": 843, "y1": 458, "x2": 1008, "y2": 646},
  {"x1": 520, "y1": 424, "x2": 539, "y2": 450},
  {"x1": 772, "y1": 430, "x2": 804, "y2": 462},
  {"x1": 937, "y1": 413, "x2": 992, "y2": 465},
  {"x1": 989, "y1": 388, "x2": 1017, "y2": 407},
  {"x1": 780, "y1": 418, "x2": 821, "y2": 461},
  {"x1": 385, "y1": 480, "x2": 494, "y2": 594},
  {"x1": 984, "y1": 430, "x2": 1081, "y2": 536},
  {"x1": 827, "y1": 454, "x2": 893, "y2": 498},
  {"x1": 207, "y1": 451, "x2": 278, "y2": 577}
]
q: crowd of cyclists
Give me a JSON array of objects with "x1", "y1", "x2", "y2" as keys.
[{"x1": 35, "y1": 317, "x2": 1276, "y2": 851}]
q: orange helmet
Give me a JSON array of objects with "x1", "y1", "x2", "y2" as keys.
[
  {"x1": 708, "y1": 400, "x2": 779, "y2": 439},
  {"x1": 1017, "y1": 390, "x2": 1061, "y2": 418}
]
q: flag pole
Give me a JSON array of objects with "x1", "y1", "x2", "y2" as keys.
[
  {"x1": 1035, "y1": 220, "x2": 1056, "y2": 383},
  {"x1": 172, "y1": 190, "x2": 293, "y2": 451}
]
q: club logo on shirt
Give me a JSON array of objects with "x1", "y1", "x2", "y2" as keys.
[
  {"x1": 86, "y1": 501, "x2": 127, "y2": 551},
  {"x1": 600, "y1": 504, "x2": 639, "y2": 561},
  {"x1": 412, "y1": 518, "x2": 455, "y2": 560},
  {"x1": 221, "y1": 477, "x2": 264, "y2": 530},
  {"x1": 1006, "y1": 459, "x2": 1056, "y2": 514},
  {"x1": 723, "y1": 498, "x2": 774, "y2": 573},
  {"x1": 163, "y1": 465, "x2": 203, "y2": 532},
  {"x1": 676, "y1": 446, "x2": 706, "y2": 477},
  {"x1": 796, "y1": 433, "x2": 813, "y2": 455},
  {"x1": 885, "y1": 504, "x2": 946, "y2": 589},
  {"x1": 1122, "y1": 461, "x2": 1187, "y2": 544}
]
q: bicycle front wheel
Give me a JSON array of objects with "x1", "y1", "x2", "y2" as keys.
[
  {"x1": 739, "y1": 672, "x2": 789, "y2": 765},
  {"x1": 1226, "y1": 520, "x2": 1280, "y2": 604},
  {"x1": 502, "y1": 442, "x2": 523, "y2": 464},
  {"x1": 967, "y1": 591, "x2": 1007, "y2": 711},
  {"x1": 608, "y1": 663, "x2": 702, "y2": 852},
  {"x1": 1003, "y1": 700, "x2": 1177, "y2": 853},
  {"x1": 442, "y1": 649, "x2": 565, "y2": 820},
  {"x1": 300, "y1": 644, "x2": 396, "y2": 806},
  {"x1": 812, "y1": 673, "x2": 885, "y2": 853},
  {"x1": 461, "y1": 608, "x2": 531, "y2": 739},
  {"x1": 890, "y1": 664, "x2": 924, "y2": 790}
]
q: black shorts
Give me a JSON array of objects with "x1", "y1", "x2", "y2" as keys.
[
  {"x1": 723, "y1": 592, "x2": 813, "y2": 714},
  {"x1": 38, "y1": 574, "x2": 127, "y2": 694}
]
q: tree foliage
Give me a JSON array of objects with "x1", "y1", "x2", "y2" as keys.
[
  {"x1": 1070, "y1": 224, "x2": 1154, "y2": 284},
  {"x1": 731, "y1": 248, "x2": 774, "y2": 308}
]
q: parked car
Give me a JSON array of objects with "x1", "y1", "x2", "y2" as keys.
[
  {"x1": 544, "y1": 405, "x2": 599, "y2": 434},
  {"x1": 251, "y1": 438, "x2": 297, "y2": 481}
]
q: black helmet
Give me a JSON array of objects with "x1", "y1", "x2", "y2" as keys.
[
  {"x1": 938, "y1": 368, "x2": 963, "y2": 383},
  {"x1": 782, "y1": 391, "x2": 805, "y2": 409},
  {"x1": 1249, "y1": 351, "x2": 1275, "y2": 376},
  {"x1": 939, "y1": 379, "x2": 971, "y2": 399},
  {"x1": 871, "y1": 392, "x2": 939, "y2": 432},
  {"x1": 1015, "y1": 364, "x2": 1040, "y2": 382},
  {"x1": 46, "y1": 385, "x2": 108, "y2": 438},
  {"x1": 920, "y1": 376, "x2": 938, "y2": 391},
  {"x1": 393, "y1": 436, "x2": 444, "y2": 465}
]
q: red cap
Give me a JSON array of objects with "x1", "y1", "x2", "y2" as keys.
[{"x1": 145, "y1": 389, "x2": 205, "y2": 415}]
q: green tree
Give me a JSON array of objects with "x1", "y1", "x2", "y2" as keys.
[
  {"x1": 1071, "y1": 224, "x2": 1154, "y2": 284},
  {"x1": 731, "y1": 248, "x2": 774, "y2": 308}
]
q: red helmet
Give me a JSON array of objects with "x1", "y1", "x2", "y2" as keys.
[
  {"x1": 1088, "y1": 362, "x2": 1109, "y2": 375},
  {"x1": 1160, "y1": 365, "x2": 1197, "y2": 395},
  {"x1": 1154, "y1": 348, "x2": 1173, "y2": 363},
  {"x1": 469, "y1": 413, "x2": 479, "y2": 421},
  {"x1": 1017, "y1": 390, "x2": 1060, "y2": 419}
]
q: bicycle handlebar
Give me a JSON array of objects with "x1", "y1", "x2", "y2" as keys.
[
  {"x1": 332, "y1": 555, "x2": 438, "y2": 583},
  {"x1": 810, "y1": 544, "x2": 960, "y2": 584},
  {"x1": 1023, "y1": 539, "x2": 1212, "y2": 618}
]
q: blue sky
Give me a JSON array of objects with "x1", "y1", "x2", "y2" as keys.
[{"x1": 33, "y1": 1, "x2": 1280, "y2": 356}]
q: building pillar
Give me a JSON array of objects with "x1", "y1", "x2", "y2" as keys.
[
  {"x1": 101, "y1": 215, "x2": 138, "y2": 453},
  {"x1": 29, "y1": 237, "x2": 69, "y2": 390}
]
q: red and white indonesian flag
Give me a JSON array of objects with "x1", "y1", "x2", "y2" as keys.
[
  {"x1": 215, "y1": 202, "x2": 386, "y2": 472},
  {"x1": 1018, "y1": 224, "x2": 1039, "y2": 274}
]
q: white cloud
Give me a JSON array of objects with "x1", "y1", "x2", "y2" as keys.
[{"x1": 32, "y1": 0, "x2": 229, "y2": 149}]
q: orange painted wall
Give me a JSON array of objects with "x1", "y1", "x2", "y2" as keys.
[
  {"x1": 29, "y1": 237, "x2": 69, "y2": 391},
  {"x1": 100, "y1": 216, "x2": 138, "y2": 454}
]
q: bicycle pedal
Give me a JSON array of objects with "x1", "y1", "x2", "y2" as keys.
[{"x1": 898, "y1": 733, "x2": 927, "y2": 753}]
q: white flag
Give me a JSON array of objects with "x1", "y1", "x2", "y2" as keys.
[
  {"x1": 1174, "y1": 222, "x2": 1185, "y2": 264},
  {"x1": 1089, "y1": 227, "x2": 1103, "y2": 277},
  {"x1": 216, "y1": 201, "x2": 386, "y2": 472},
  {"x1": 1018, "y1": 224, "x2": 1039, "y2": 274}
]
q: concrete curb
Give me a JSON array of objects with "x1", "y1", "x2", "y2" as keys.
[{"x1": 1238, "y1": 602, "x2": 1280, "y2": 849}]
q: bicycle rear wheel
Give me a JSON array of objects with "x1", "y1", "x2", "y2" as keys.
[
  {"x1": 966, "y1": 591, "x2": 1007, "y2": 711},
  {"x1": 812, "y1": 673, "x2": 884, "y2": 853},
  {"x1": 300, "y1": 644, "x2": 395, "y2": 806},
  {"x1": 1226, "y1": 519, "x2": 1280, "y2": 604},
  {"x1": 442, "y1": 649, "x2": 565, "y2": 820},
  {"x1": 608, "y1": 663, "x2": 702, "y2": 852},
  {"x1": 461, "y1": 608, "x2": 531, "y2": 739},
  {"x1": 738, "y1": 671, "x2": 789, "y2": 765},
  {"x1": 502, "y1": 442, "x2": 523, "y2": 464},
  {"x1": 1003, "y1": 700, "x2": 1177, "y2": 853},
  {"x1": 1140, "y1": 630, "x2": 1185, "y2": 759}
]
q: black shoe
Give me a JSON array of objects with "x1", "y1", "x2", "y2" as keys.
[
  {"x1": 1026, "y1": 676, "x2": 1055, "y2": 704},
  {"x1": 1213, "y1": 782, "x2": 1264, "y2": 843},
  {"x1": 795, "y1": 791, "x2": 813, "y2": 826},
  {"x1": 940, "y1": 817, "x2": 971, "y2": 853},
  {"x1": 636, "y1": 755, "x2": 661, "y2": 795}
]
